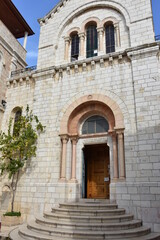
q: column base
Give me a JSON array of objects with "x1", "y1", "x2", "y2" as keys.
[
  {"x1": 69, "y1": 179, "x2": 78, "y2": 183},
  {"x1": 78, "y1": 56, "x2": 85, "y2": 61},
  {"x1": 59, "y1": 178, "x2": 67, "y2": 183},
  {"x1": 98, "y1": 51, "x2": 104, "y2": 56},
  {"x1": 119, "y1": 177, "x2": 126, "y2": 181},
  {"x1": 112, "y1": 178, "x2": 119, "y2": 183}
]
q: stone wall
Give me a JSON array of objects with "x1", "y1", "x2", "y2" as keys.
[
  {"x1": 37, "y1": 0, "x2": 154, "y2": 68},
  {"x1": 0, "y1": 20, "x2": 27, "y2": 127},
  {"x1": 0, "y1": 0, "x2": 160, "y2": 232}
]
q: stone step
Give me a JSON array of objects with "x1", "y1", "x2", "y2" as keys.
[
  {"x1": 79, "y1": 199, "x2": 115, "y2": 203},
  {"x1": 52, "y1": 207, "x2": 125, "y2": 216},
  {"x1": 59, "y1": 202, "x2": 118, "y2": 210},
  {"x1": 9, "y1": 226, "x2": 160, "y2": 240},
  {"x1": 44, "y1": 211, "x2": 134, "y2": 223},
  {"x1": 19, "y1": 223, "x2": 152, "y2": 239},
  {"x1": 35, "y1": 216, "x2": 142, "y2": 230}
]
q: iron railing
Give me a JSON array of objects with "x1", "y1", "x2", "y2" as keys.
[
  {"x1": 11, "y1": 65, "x2": 37, "y2": 77},
  {"x1": 155, "y1": 35, "x2": 160, "y2": 41}
]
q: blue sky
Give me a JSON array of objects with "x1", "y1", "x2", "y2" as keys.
[{"x1": 12, "y1": 0, "x2": 160, "y2": 67}]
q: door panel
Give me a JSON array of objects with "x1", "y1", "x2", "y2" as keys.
[{"x1": 85, "y1": 144, "x2": 110, "y2": 199}]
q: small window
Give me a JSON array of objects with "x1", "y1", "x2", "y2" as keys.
[
  {"x1": 13, "y1": 109, "x2": 22, "y2": 136},
  {"x1": 71, "y1": 33, "x2": 79, "y2": 62},
  {"x1": 105, "y1": 24, "x2": 115, "y2": 53},
  {"x1": 82, "y1": 115, "x2": 109, "y2": 135},
  {"x1": 86, "y1": 24, "x2": 98, "y2": 58}
]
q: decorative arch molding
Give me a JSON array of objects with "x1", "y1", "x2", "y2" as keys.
[
  {"x1": 59, "y1": 94, "x2": 124, "y2": 135},
  {"x1": 57, "y1": 0, "x2": 130, "y2": 42},
  {"x1": 67, "y1": 27, "x2": 80, "y2": 36},
  {"x1": 101, "y1": 16, "x2": 119, "y2": 27},
  {"x1": 68, "y1": 101, "x2": 115, "y2": 135},
  {"x1": 59, "y1": 93, "x2": 127, "y2": 182},
  {"x1": 11, "y1": 106, "x2": 22, "y2": 118},
  {"x1": 81, "y1": 17, "x2": 101, "y2": 32}
]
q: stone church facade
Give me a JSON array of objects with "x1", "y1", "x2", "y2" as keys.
[{"x1": 1, "y1": 0, "x2": 160, "y2": 233}]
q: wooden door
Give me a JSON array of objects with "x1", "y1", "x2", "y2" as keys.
[{"x1": 85, "y1": 144, "x2": 110, "y2": 199}]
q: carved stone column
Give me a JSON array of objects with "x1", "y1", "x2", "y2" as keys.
[
  {"x1": 78, "y1": 33, "x2": 85, "y2": 60},
  {"x1": 64, "y1": 37, "x2": 70, "y2": 61},
  {"x1": 60, "y1": 134, "x2": 69, "y2": 181},
  {"x1": 112, "y1": 133, "x2": 119, "y2": 180},
  {"x1": 70, "y1": 136, "x2": 78, "y2": 182},
  {"x1": 117, "y1": 130, "x2": 125, "y2": 179},
  {"x1": 114, "y1": 23, "x2": 121, "y2": 48},
  {"x1": 97, "y1": 27, "x2": 104, "y2": 55}
]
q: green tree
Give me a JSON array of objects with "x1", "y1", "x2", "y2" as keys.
[{"x1": 0, "y1": 105, "x2": 45, "y2": 213}]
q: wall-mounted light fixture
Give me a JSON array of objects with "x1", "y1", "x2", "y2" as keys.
[{"x1": 1, "y1": 99, "x2": 7, "y2": 108}]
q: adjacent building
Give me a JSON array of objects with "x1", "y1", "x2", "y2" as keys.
[{"x1": 0, "y1": 0, "x2": 34, "y2": 127}]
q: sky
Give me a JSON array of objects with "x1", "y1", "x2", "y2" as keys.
[{"x1": 12, "y1": 0, "x2": 160, "y2": 67}]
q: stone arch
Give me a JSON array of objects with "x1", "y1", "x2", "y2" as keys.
[
  {"x1": 81, "y1": 17, "x2": 101, "y2": 32},
  {"x1": 101, "y1": 16, "x2": 119, "y2": 27},
  {"x1": 67, "y1": 27, "x2": 80, "y2": 36},
  {"x1": 56, "y1": 0, "x2": 130, "y2": 42},
  {"x1": 60, "y1": 94, "x2": 124, "y2": 135},
  {"x1": 11, "y1": 106, "x2": 22, "y2": 118}
]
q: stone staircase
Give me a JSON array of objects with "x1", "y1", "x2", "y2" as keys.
[{"x1": 10, "y1": 199, "x2": 160, "y2": 240}]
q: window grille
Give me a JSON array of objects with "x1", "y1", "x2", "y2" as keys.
[
  {"x1": 71, "y1": 33, "x2": 79, "y2": 61},
  {"x1": 105, "y1": 24, "x2": 115, "y2": 53},
  {"x1": 86, "y1": 25, "x2": 98, "y2": 58},
  {"x1": 82, "y1": 115, "x2": 109, "y2": 135}
]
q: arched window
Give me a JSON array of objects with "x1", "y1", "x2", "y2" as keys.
[
  {"x1": 13, "y1": 109, "x2": 22, "y2": 136},
  {"x1": 86, "y1": 23, "x2": 98, "y2": 58},
  {"x1": 105, "y1": 23, "x2": 115, "y2": 53},
  {"x1": 82, "y1": 115, "x2": 109, "y2": 135},
  {"x1": 71, "y1": 32, "x2": 79, "y2": 61}
]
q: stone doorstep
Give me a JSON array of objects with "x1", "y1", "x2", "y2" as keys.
[
  {"x1": 35, "y1": 216, "x2": 142, "y2": 229},
  {"x1": 43, "y1": 211, "x2": 134, "y2": 222},
  {"x1": 52, "y1": 207, "x2": 125, "y2": 215},
  {"x1": 10, "y1": 226, "x2": 160, "y2": 240}
]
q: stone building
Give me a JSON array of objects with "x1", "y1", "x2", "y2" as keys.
[
  {"x1": 0, "y1": 0, "x2": 34, "y2": 127},
  {"x1": 1, "y1": 0, "x2": 160, "y2": 235}
]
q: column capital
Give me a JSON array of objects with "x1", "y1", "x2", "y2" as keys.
[
  {"x1": 113, "y1": 22, "x2": 119, "y2": 28},
  {"x1": 114, "y1": 128, "x2": 125, "y2": 135},
  {"x1": 60, "y1": 134, "x2": 69, "y2": 143},
  {"x1": 108, "y1": 130, "x2": 116, "y2": 136},
  {"x1": 97, "y1": 27, "x2": 104, "y2": 33},
  {"x1": 70, "y1": 134, "x2": 79, "y2": 144},
  {"x1": 64, "y1": 36, "x2": 71, "y2": 42},
  {"x1": 78, "y1": 32, "x2": 85, "y2": 39}
]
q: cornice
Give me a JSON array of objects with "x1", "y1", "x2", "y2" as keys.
[{"x1": 8, "y1": 41, "x2": 160, "y2": 89}]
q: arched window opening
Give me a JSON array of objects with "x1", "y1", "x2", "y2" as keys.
[
  {"x1": 13, "y1": 109, "x2": 22, "y2": 136},
  {"x1": 86, "y1": 23, "x2": 98, "y2": 58},
  {"x1": 82, "y1": 115, "x2": 109, "y2": 135},
  {"x1": 105, "y1": 23, "x2": 115, "y2": 53},
  {"x1": 71, "y1": 32, "x2": 79, "y2": 62}
]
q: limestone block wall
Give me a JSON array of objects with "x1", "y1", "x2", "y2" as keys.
[
  {"x1": 0, "y1": 20, "x2": 27, "y2": 127},
  {"x1": 1, "y1": 43, "x2": 160, "y2": 232},
  {"x1": 37, "y1": 0, "x2": 154, "y2": 68},
  {"x1": 114, "y1": 45, "x2": 160, "y2": 232}
]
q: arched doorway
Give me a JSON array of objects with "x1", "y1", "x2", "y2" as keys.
[
  {"x1": 81, "y1": 115, "x2": 110, "y2": 199},
  {"x1": 83, "y1": 143, "x2": 110, "y2": 199},
  {"x1": 59, "y1": 95, "x2": 125, "y2": 200}
]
